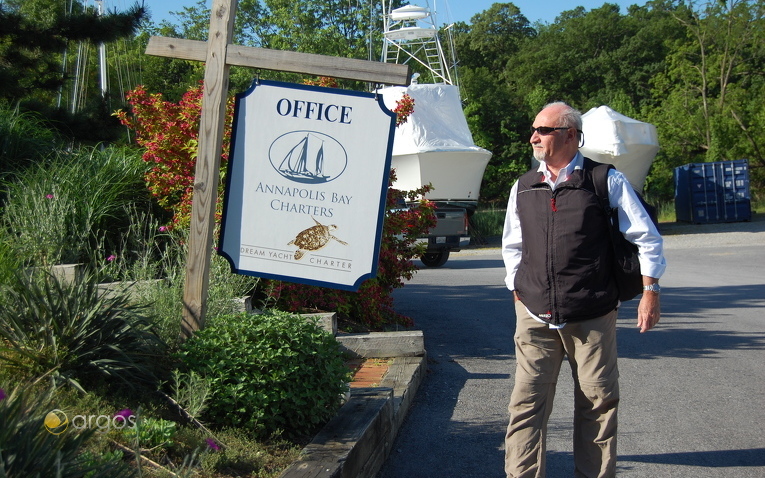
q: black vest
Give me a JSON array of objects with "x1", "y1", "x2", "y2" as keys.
[{"x1": 514, "y1": 158, "x2": 619, "y2": 325}]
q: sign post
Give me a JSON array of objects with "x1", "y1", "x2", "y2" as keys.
[{"x1": 144, "y1": 0, "x2": 410, "y2": 338}]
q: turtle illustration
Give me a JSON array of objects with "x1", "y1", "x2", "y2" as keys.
[{"x1": 288, "y1": 217, "x2": 348, "y2": 260}]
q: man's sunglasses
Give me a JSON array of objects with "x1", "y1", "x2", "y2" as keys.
[{"x1": 530, "y1": 126, "x2": 571, "y2": 135}]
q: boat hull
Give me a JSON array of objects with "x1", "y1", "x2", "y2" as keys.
[
  {"x1": 579, "y1": 144, "x2": 659, "y2": 192},
  {"x1": 391, "y1": 149, "x2": 491, "y2": 201}
]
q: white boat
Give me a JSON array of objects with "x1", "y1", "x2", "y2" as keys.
[
  {"x1": 578, "y1": 106, "x2": 659, "y2": 192},
  {"x1": 378, "y1": 1, "x2": 491, "y2": 208}
]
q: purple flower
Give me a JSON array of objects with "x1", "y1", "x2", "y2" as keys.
[
  {"x1": 107, "y1": 254, "x2": 117, "y2": 262},
  {"x1": 205, "y1": 438, "x2": 220, "y2": 451},
  {"x1": 0, "y1": 388, "x2": 5, "y2": 401},
  {"x1": 46, "y1": 194, "x2": 54, "y2": 199},
  {"x1": 113, "y1": 408, "x2": 134, "y2": 423},
  {"x1": 158, "y1": 226, "x2": 168, "y2": 232}
]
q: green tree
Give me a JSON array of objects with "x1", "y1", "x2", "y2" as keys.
[
  {"x1": 456, "y1": 3, "x2": 536, "y2": 71},
  {"x1": 457, "y1": 1, "x2": 694, "y2": 203},
  {"x1": 0, "y1": 0, "x2": 146, "y2": 143},
  {"x1": 136, "y1": 0, "x2": 407, "y2": 100},
  {"x1": 511, "y1": 4, "x2": 640, "y2": 107},
  {"x1": 0, "y1": 0, "x2": 145, "y2": 103},
  {"x1": 453, "y1": 3, "x2": 537, "y2": 203},
  {"x1": 646, "y1": 0, "x2": 765, "y2": 197}
]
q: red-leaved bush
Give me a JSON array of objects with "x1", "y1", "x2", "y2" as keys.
[
  {"x1": 117, "y1": 82, "x2": 432, "y2": 329},
  {"x1": 114, "y1": 83, "x2": 235, "y2": 230}
]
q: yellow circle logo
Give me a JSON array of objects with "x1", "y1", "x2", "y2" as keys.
[{"x1": 44, "y1": 409, "x2": 69, "y2": 435}]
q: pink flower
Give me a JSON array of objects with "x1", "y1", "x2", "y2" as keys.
[
  {"x1": 159, "y1": 226, "x2": 168, "y2": 232},
  {"x1": 46, "y1": 194, "x2": 54, "y2": 199},
  {"x1": 113, "y1": 408, "x2": 134, "y2": 423},
  {"x1": 107, "y1": 254, "x2": 117, "y2": 262},
  {"x1": 205, "y1": 438, "x2": 220, "y2": 451}
]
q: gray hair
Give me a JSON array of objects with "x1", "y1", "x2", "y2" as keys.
[{"x1": 543, "y1": 101, "x2": 583, "y2": 142}]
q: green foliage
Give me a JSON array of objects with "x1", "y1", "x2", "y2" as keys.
[
  {"x1": 451, "y1": 0, "x2": 765, "y2": 203},
  {"x1": 114, "y1": 232, "x2": 259, "y2": 348},
  {"x1": 455, "y1": 3, "x2": 536, "y2": 71},
  {"x1": 0, "y1": 270, "x2": 166, "y2": 391},
  {"x1": 0, "y1": 102, "x2": 59, "y2": 175},
  {"x1": 191, "y1": 426, "x2": 300, "y2": 477},
  {"x1": 1, "y1": 145, "x2": 149, "y2": 266},
  {"x1": 171, "y1": 369, "x2": 211, "y2": 418},
  {"x1": 123, "y1": 415, "x2": 177, "y2": 449},
  {"x1": 0, "y1": 386, "x2": 133, "y2": 477},
  {"x1": 644, "y1": 0, "x2": 765, "y2": 198},
  {"x1": 470, "y1": 207, "x2": 507, "y2": 239},
  {"x1": 0, "y1": 239, "x2": 20, "y2": 291},
  {"x1": 177, "y1": 310, "x2": 350, "y2": 439},
  {"x1": 136, "y1": 0, "x2": 406, "y2": 95},
  {"x1": 451, "y1": 5, "x2": 538, "y2": 203}
]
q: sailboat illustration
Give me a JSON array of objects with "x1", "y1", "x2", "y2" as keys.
[
  {"x1": 278, "y1": 134, "x2": 330, "y2": 183},
  {"x1": 269, "y1": 130, "x2": 347, "y2": 183}
]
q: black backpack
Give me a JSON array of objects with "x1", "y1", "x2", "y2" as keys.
[{"x1": 590, "y1": 161, "x2": 644, "y2": 301}]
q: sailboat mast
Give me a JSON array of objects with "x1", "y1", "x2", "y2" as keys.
[{"x1": 96, "y1": 0, "x2": 108, "y2": 99}]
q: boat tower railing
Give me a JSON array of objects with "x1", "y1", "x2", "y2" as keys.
[{"x1": 381, "y1": 1, "x2": 456, "y2": 85}]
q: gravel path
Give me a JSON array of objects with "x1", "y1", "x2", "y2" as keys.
[{"x1": 659, "y1": 212, "x2": 765, "y2": 248}]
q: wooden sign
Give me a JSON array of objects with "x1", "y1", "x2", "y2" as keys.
[{"x1": 219, "y1": 80, "x2": 396, "y2": 290}]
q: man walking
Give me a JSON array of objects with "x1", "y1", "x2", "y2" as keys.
[{"x1": 501, "y1": 102, "x2": 666, "y2": 477}]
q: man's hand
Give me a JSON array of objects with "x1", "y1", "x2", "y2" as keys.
[{"x1": 637, "y1": 291, "x2": 660, "y2": 333}]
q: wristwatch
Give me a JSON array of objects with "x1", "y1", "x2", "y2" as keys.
[{"x1": 643, "y1": 283, "x2": 661, "y2": 294}]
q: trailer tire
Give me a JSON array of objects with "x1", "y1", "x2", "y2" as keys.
[{"x1": 420, "y1": 251, "x2": 450, "y2": 267}]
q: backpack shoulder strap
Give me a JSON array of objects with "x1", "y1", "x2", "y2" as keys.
[{"x1": 584, "y1": 157, "x2": 614, "y2": 212}]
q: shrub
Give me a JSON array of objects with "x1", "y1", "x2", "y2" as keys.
[
  {"x1": 0, "y1": 385, "x2": 133, "y2": 477},
  {"x1": 1, "y1": 145, "x2": 148, "y2": 266},
  {"x1": 0, "y1": 270, "x2": 166, "y2": 391},
  {"x1": 0, "y1": 103, "x2": 60, "y2": 176},
  {"x1": 106, "y1": 229, "x2": 260, "y2": 348},
  {"x1": 122, "y1": 415, "x2": 177, "y2": 449},
  {"x1": 114, "y1": 83, "x2": 235, "y2": 231},
  {"x1": 0, "y1": 237, "x2": 19, "y2": 290},
  {"x1": 177, "y1": 310, "x2": 350, "y2": 439},
  {"x1": 469, "y1": 206, "x2": 507, "y2": 240}
]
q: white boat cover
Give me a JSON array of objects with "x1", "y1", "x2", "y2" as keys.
[
  {"x1": 378, "y1": 84, "x2": 492, "y2": 201},
  {"x1": 379, "y1": 84, "x2": 490, "y2": 156},
  {"x1": 578, "y1": 105, "x2": 659, "y2": 191}
]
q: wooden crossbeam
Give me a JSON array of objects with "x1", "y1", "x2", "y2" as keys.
[{"x1": 147, "y1": 36, "x2": 411, "y2": 85}]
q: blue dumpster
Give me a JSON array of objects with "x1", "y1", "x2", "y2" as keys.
[{"x1": 674, "y1": 159, "x2": 751, "y2": 224}]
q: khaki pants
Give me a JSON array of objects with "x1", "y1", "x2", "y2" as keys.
[{"x1": 505, "y1": 302, "x2": 620, "y2": 478}]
